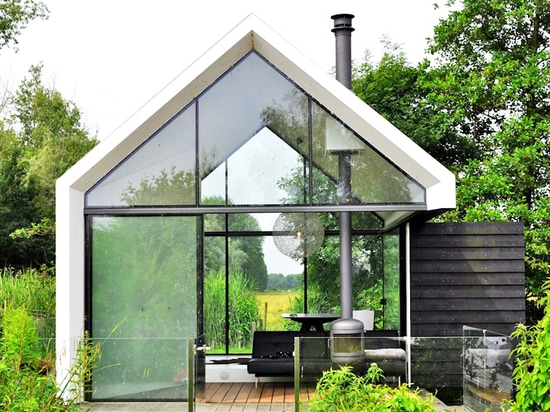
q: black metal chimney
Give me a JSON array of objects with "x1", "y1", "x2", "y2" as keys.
[
  {"x1": 329, "y1": 13, "x2": 364, "y2": 366},
  {"x1": 331, "y1": 14, "x2": 354, "y2": 90},
  {"x1": 331, "y1": 13, "x2": 355, "y2": 320}
]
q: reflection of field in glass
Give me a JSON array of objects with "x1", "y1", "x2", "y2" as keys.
[{"x1": 257, "y1": 291, "x2": 299, "y2": 331}]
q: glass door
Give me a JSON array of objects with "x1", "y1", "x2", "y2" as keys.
[{"x1": 89, "y1": 215, "x2": 199, "y2": 401}]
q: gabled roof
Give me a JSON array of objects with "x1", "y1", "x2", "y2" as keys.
[{"x1": 58, "y1": 14, "x2": 455, "y2": 229}]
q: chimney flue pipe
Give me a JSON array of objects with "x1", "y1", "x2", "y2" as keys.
[
  {"x1": 331, "y1": 13, "x2": 355, "y2": 320},
  {"x1": 329, "y1": 13, "x2": 364, "y2": 366},
  {"x1": 331, "y1": 14, "x2": 354, "y2": 90}
]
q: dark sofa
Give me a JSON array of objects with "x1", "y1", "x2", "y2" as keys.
[{"x1": 246, "y1": 331, "x2": 329, "y2": 381}]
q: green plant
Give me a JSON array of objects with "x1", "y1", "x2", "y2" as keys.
[
  {"x1": 204, "y1": 269, "x2": 260, "y2": 352},
  {"x1": 505, "y1": 280, "x2": 550, "y2": 411},
  {"x1": 0, "y1": 303, "x2": 101, "y2": 411},
  {"x1": 308, "y1": 364, "x2": 436, "y2": 412},
  {"x1": 0, "y1": 268, "x2": 56, "y2": 356}
]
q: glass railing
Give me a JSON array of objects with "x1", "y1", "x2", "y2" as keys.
[
  {"x1": 294, "y1": 331, "x2": 514, "y2": 411},
  {"x1": 89, "y1": 338, "x2": 192, "y2": 403},
  {"x1": 462, "y1": 326, "x2": 513, "y2": 412}
]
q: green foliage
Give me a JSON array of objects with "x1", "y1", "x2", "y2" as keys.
[
  {"x1": 203, "y1": 209, "x2": 268, "y2": 291},
  {"x1": 0, "y1": 268, "x2": 55, "y2": 351},
  {"x1": 506, "y1": 280, "x2": 550, "y2": 411},
  {"x1": 308, "y1": 365, "x2": 436, "y2": 412},
  {"x1": 350, "y1": 0, "x2": 550, "y2": 324},
  {"x1": 0, "y1": 267, "x2": 55, "y2": 321},
  {"x1": 1, "y1": 305, "x2": 41, "y2": 370},
  {"x1": 0, "y1": 0, "x2": 48, "y2": 51},
  {"x1": 352, "y1": 41, "x2": 473, "y2": 170},
  {"x1": 0, "y1": 64, "x2": 96, "y2": 269},
  {"x1": 13, "y1": 64, "x2": 98, "y2": 218},
  {"x1": 0, "y1": 303, "x2": 100, "y2": 411},
  {"x1": 203, "y1": 269, "x2": 260, "y2": 351},
  {"x1": 266, "y1": 273, "x2": 301, "y2": 291}
]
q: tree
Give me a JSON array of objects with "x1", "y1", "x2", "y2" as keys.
[
  {"x1": 13, "y1": 64, "x2": 97, "y2": 218},
  {"x1": 352, "y1": 39, "x2": 476, "y2": 171},
  {"x1": 0, "y1": 0, "x2": 48, "y2": 51},
  {"x1": 0, "y1": 65, "x2": 97, "y2": 268},
  {"x1": 423, "y1": 0, "x2": 550, "y2": 322}
]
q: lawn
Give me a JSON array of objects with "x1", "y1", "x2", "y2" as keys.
[{"x1": 257, "y1": 290, "x2": 300, "y2": 330}]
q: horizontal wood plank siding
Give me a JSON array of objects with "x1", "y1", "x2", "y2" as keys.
[
  {"x1": 410, "y1": 222, "x2": 525, "y2": 337},
  {"x1": 409, "y1": 222, "x2": 524, "y2": 391}
]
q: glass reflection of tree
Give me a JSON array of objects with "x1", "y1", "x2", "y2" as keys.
[{"x1": 121, "y1": 166, "x2": 195, "y2": 206}]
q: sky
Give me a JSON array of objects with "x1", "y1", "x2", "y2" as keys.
[{"x1": 0, "y1": 0, "x2": 451, "y2": 141}]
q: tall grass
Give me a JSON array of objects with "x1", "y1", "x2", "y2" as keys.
[
  {"x1": 0, "y1": 267, "x2": 55, "y2": 317},
  {"x1": 204, "y1": 269, "x2": 260, "y2": 352},
  {"x1": 0, "y1": 268, "x2": 98, "y2": 410},
  {"x1": 256, "y1": 291, "x2": 299, "y2": 330},
  {"x1": 0, "y1": 268, "x2": 56, "y2": 354}
]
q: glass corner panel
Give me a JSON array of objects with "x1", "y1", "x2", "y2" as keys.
[{"x1": 312, "y1": 102, "x2": 426, "y2": 205}]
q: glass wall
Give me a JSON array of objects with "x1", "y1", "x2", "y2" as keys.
[
  {"x1": 90, "y1": 215, "x2": 198, "y2": 400},
  {"x1": 201, "y1": 210, "x2": 398, "y2": 354}
]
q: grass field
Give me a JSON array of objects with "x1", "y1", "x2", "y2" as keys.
[{"x1": 256, "y1": 290, "x2": 300, "y2": 330}]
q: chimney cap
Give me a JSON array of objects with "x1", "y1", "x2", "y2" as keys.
[{"x1": 331, "y1": 14, "x2": 355, "y2": 31}]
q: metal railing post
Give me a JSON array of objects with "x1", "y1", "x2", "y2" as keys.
[
  {"x1": 294, "y1": 336, "x2": 301, "y2": 411},
  {"x1": 188, "y1": 338, "x2": 194, "y2": 412}
]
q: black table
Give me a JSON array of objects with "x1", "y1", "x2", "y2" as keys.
[{"x1": 282, "y1": 313, "x2": 340, "y2": 332}]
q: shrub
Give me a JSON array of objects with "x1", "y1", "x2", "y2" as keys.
[
  {"x1": 308, "y1": 364, "x2": 436, "y2": 412},
  {"x1": 0, "y1": 303, "x2": 100, "y2": 411},
  {"x1": 506, "y1": 280, "x2": 550, "y2": 411},
  {"x1": 0, "y1": 268, "x2": 56, "y2": 358}
]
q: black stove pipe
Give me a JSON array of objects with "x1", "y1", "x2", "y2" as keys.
[
  {"x1": 331, "y1": 14, "x2": 354, "y2": 89},
  {"x1": 332, "y1": 13, "x2": 355, "y2": 320}
]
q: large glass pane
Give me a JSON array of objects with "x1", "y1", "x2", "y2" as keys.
[
  {"x1": 86, "y1": 104, "x2": 196, "y2": 207},
  {"x1": 199, "y1": 52, "x2": 309, "y2": 205},
  {"x1": 91, "y1": 215, "x2": 198, "y2": 400},
  {"x1": 312, "y1": 102, "x2": 425, "y2": 205},
  {"x1": 352, "y1": 234, "x2": 384, "y2": 330}
]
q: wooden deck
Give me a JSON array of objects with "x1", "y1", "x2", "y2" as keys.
[
  {"x1": 198, "y1": 382, "x2": 315, "y2": 404},
  {"x1": 81, "y1": 382, "x2": 463, "y2": 411}
]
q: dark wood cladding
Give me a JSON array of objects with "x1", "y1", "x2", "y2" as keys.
[{"x1": 410, "y1": 222, "x2": 525, "y2": 337}]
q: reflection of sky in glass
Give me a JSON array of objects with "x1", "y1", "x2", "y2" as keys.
[
  {"x1": 199, "y1": 52, "x2": 297, "y2": 179},
  {"x1": 201, "y1": 128, "x2": 303, "y2": 205}
]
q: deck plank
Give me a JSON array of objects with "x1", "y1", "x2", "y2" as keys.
[
  {"x1": 234, "y1": 382, "x2": 254, "y2": 403},
  {"x1": 199, "y1": 382, "x2": 313, "y2": 406},
  {"x1": 221, "y1": 382, "x2": 243, "y2": 403},
  {"x1": 208, "y1": 383, "x2": 228, "y2": 403},
  {"x1": 258, "y1": 383, "x2": 274, "y2": 403},
  {"x1": 246, "y1": 384, "x2": 263, "y2": 403},
  {"x1": 271, "y1": 383, "x2": 285, "y2": 403}
]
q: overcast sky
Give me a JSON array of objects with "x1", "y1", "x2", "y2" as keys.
[{"x1": 0, "y1": 0, "x2": 451, "y2": 141}]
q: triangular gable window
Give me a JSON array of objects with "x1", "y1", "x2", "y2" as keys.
[{"x1": 86, "y1": 51, "x2": 425, "y2": 208}]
